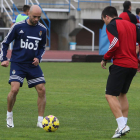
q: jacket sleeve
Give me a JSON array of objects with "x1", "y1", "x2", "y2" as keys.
[
  {"x1": 0, "y1": 25, "x2": 17, "y2": 62},
  {"x1": 35, "y1": 29, "x2": 47, "y2": 63},
  {"x1": 129, "y1": 14, "x2": 139, "y2": 24},
  {"x1": 104, "y1": 23, "x2": 119, "y2": 60}
]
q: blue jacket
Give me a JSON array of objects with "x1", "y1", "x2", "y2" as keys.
[{"x1": 0, "y1": 20, "x2": 47, "y2": 63}]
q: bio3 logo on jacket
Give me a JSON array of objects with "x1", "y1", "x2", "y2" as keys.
[{"x1": 20, "y1": 39, "x2": 39, "y2": 50}]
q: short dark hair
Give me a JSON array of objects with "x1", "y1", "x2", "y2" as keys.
[
  {"x1": 136, "y1": 8, "x2": 140, "y2": 15},
  {"x1": 123, "y1": 1, "x2": 131, "y2": 10},
  {"x1": 102, "y1": 6, "x2": 118, "y2": 19},
  {"x1": 23, "y1": 5, "x2": 30, "y2": 12}
]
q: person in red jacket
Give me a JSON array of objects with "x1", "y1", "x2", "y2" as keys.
[
  {"x1": 101, "y1": 6, "x2": 138, "y2": 138},
  {"x1": 119, "y1": 1, "x2": 139, "y2": 52},
  {"x1": 119, "y1": 1, "x2": 139, "y2": 55},
  {"x1": 119, "y1": 1, "x2": 139, "y2": 24}
]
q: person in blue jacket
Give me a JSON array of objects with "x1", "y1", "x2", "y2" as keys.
[{"x1": 0, "y1": 5, "x2": 47, "y2": 129}]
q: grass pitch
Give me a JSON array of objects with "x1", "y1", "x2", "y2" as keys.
[{"x1": 0, "y1": 62, "x2": 140, "y2": 140}]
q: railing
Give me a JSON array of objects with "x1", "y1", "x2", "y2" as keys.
[
  {"x1": 76, "y1": 0, "x2": 111, "y2": 11},
  {"x1": 27, "y1": 0, "x2": 72, "y2": 12},
  {"x1": 79, "y1": 23, "x2": 95, "y2": 51},
  {"x1": 11, "y1": 0, "x2": 20, "y2": 23},
  {"x1": 76, "y1": 0, "x2": 140, "y2": 11},
  {"x1": 40, "y1": 2, "x2": 70, "y2": 12},
  {"x1": 1, "y1": 0, "x2": 19, "y2": 22},
  {"x1": 111, "y1": 1, "x2": 140, "y2": 4},
  {"x1": 66, "y1": 0, "x2": 76, "y2": 10}
]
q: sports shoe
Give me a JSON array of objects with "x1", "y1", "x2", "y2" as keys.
[
  {"x1": 115, "y1": 127, "x2": 126, "y2": 136},
  {"x1": 7, "y1": 117, "x2": 14, "y2": 128},
  {"x1": 112, "y1": 125, "x2": 130, "y2": 138},
  {"x1": 37, "y1": 122, "x2": 43, "y2": 128}
]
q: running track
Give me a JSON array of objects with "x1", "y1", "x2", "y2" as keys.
[{"x1": 7, "y1": 50, "x2": 99, "y2": 62}]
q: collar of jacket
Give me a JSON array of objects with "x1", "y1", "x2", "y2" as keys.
[
  {"x1": 110, "y1": 17, "x2": 122, "y2": 23},
  {"x1": 123, "y1": 9, "x2": 131, "y2": 13}
]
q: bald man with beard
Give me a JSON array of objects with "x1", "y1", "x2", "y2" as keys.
[{"x1": 0, "y1": 5, "x2": 47, "y2": 128}]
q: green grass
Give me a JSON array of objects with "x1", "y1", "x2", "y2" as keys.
[{"x1": 0, "y1": 62, "x2": 140, "y2": 140}]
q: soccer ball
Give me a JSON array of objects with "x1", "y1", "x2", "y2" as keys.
[{"x1": 42, "y1": 115, "x2": 59, "y2": 132}]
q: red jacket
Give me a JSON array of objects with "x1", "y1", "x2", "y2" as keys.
[
  {"x1": 104, "y1": 18, "x2": 138, "y2": 69},
  {"x1": 119, "y1": 9, "x2": 139, "y2": 24}
]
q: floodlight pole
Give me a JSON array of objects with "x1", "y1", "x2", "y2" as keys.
[{"x1": 78, "y1": 23, "x2": 95, "y2": 51}]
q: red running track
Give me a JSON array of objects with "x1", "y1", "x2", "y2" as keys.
[{"x1": 7, "y1": 50, "x2": 99, "y2": 61}]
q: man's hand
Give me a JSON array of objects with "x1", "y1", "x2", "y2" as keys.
[
  {"x1": 1, "y1": 61, "x2": 9, "y2": 67},
  {"x1": 32, "y1": 58, "x2": 39, "y2": 66},
  {"x1": 101, "y1": 60, "x2": 107, "y2": 69}
]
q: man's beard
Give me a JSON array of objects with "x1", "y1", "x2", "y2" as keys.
[{"x1": 29, "y1": 19, "x2": 37, "y2": 26}]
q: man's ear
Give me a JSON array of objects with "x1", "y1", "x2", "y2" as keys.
[
  {"x1": 106, "y1": 15, "x2": 109, "y2": 20},
  {"x1": 129, "y1": 6, "x2": 131, "y2": 11}
]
